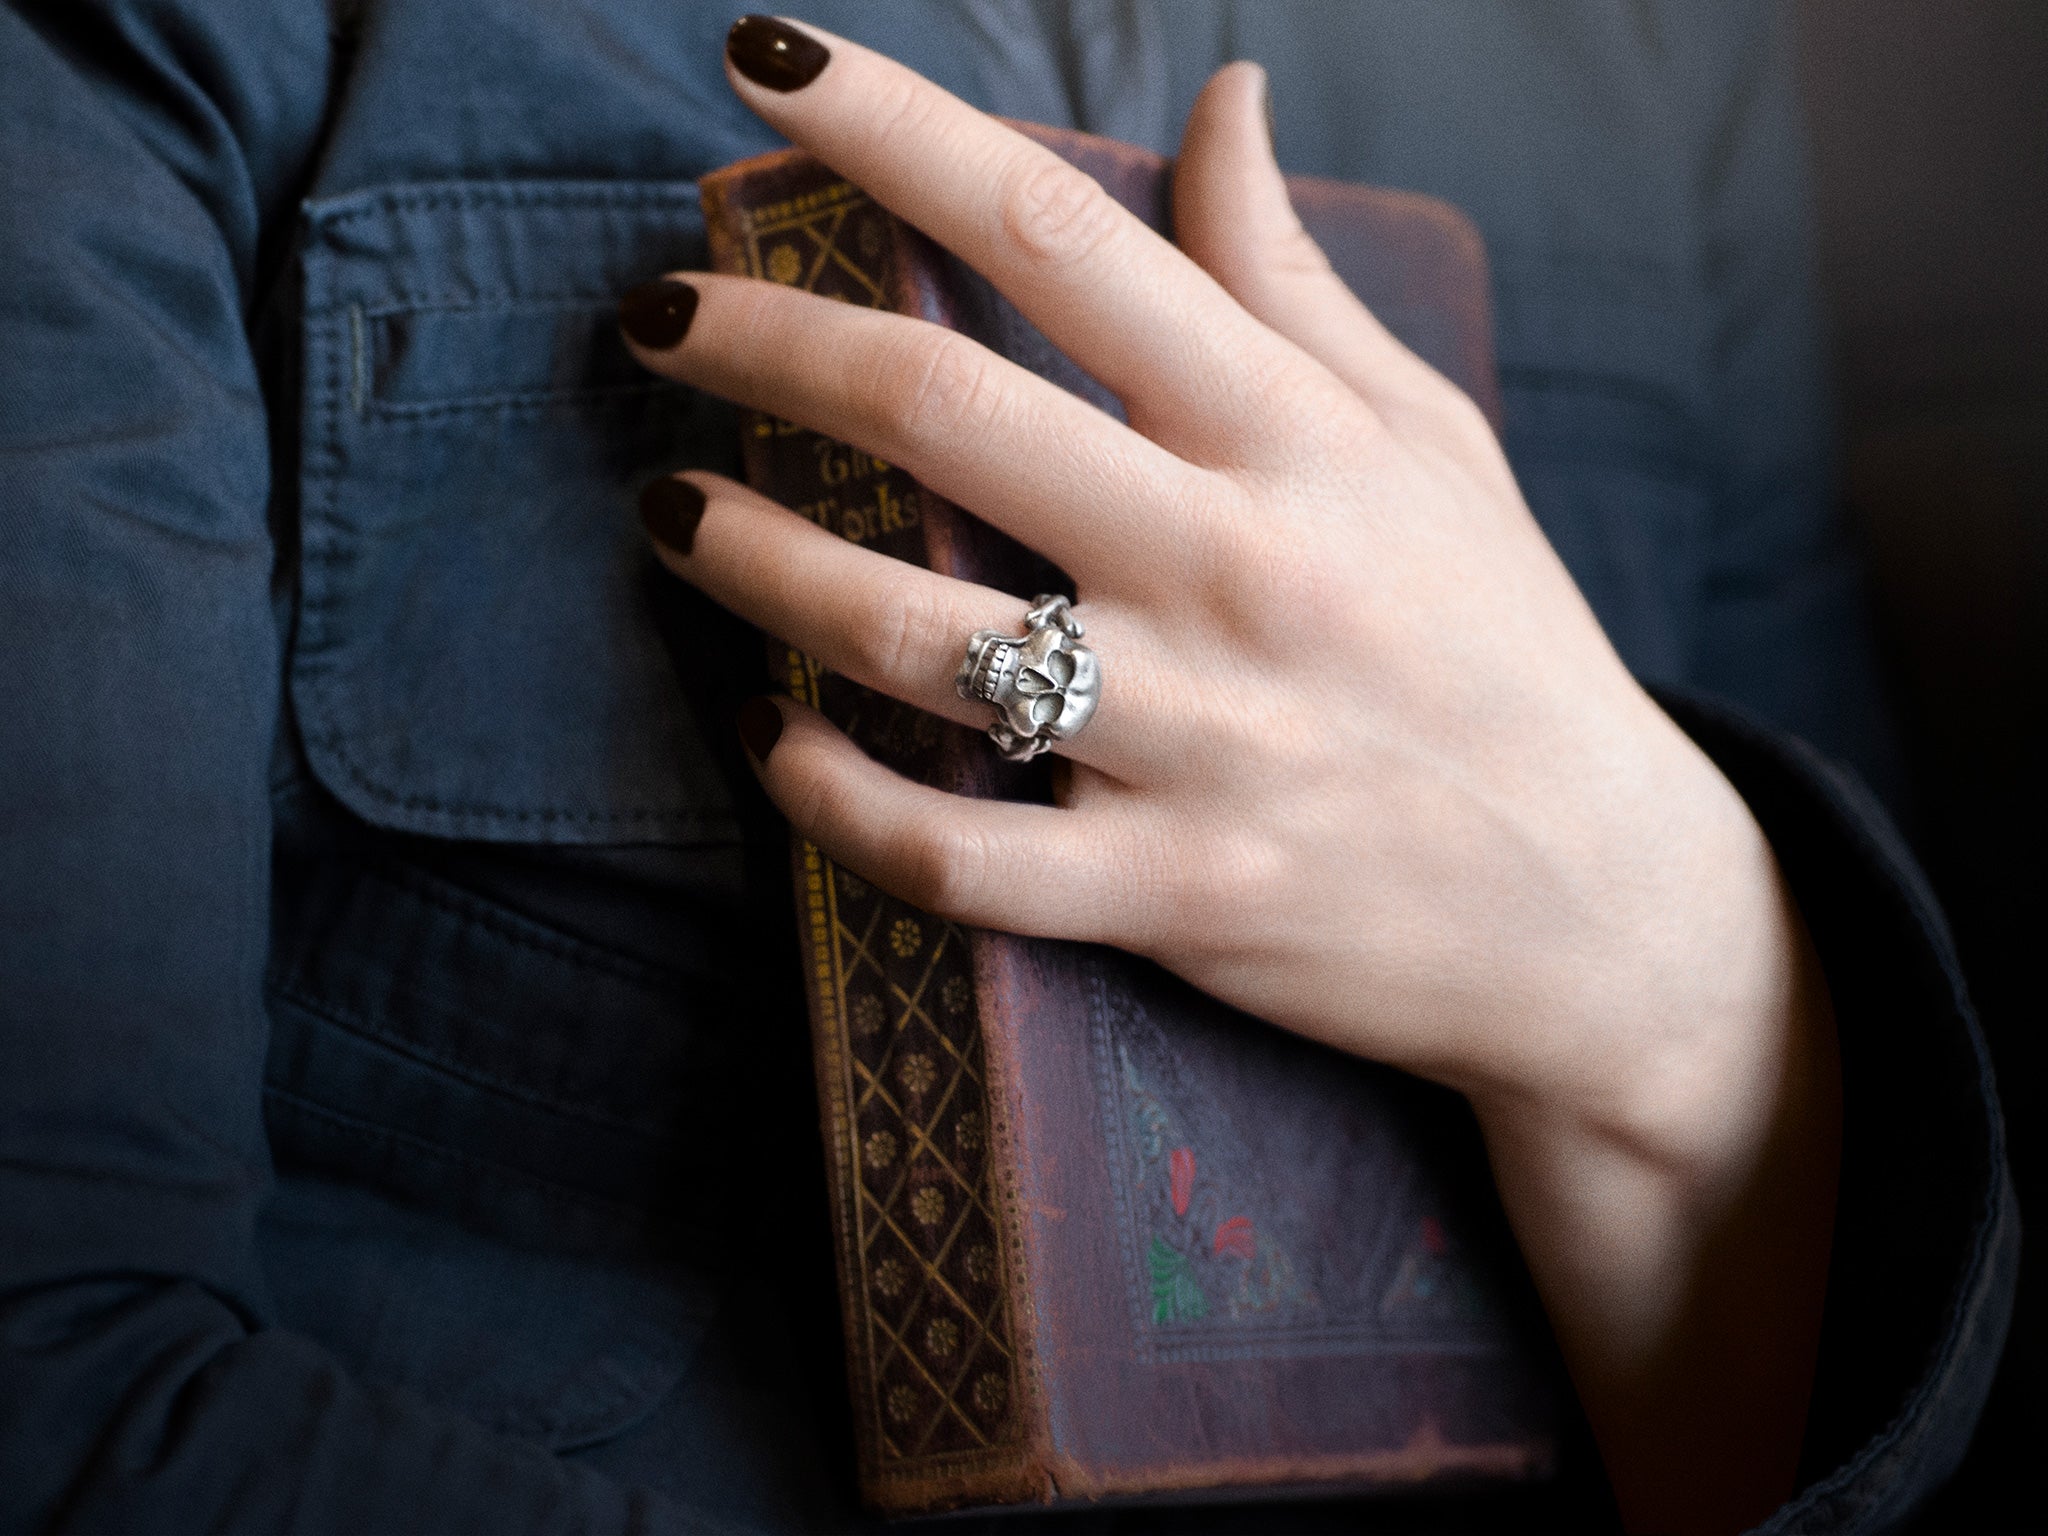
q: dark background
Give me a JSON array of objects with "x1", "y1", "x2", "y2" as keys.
[{"x1": 1797, "y1": 2, "x2": 2047, "y2": 1527}]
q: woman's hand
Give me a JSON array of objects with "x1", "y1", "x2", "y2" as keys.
[{"x1": 621, "y1": 19, "x2": 1839, "y2": 1533}]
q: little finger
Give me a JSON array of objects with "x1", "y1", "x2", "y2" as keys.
[{"x1": 736, "y1": 696, "x2": 1140, "y2": 942}]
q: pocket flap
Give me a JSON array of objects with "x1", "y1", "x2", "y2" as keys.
[{"x1": 295, "y1": 181, "x2": 740, "y2": 844}]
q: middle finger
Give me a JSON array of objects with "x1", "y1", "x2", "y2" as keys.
[{"x1": 623, "y1": 271, "x2": 1220, "y2": 593}]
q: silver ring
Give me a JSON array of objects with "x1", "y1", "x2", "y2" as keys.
[{"x1": 954, "y1": 594, "x2": 1100, "y2": 762}]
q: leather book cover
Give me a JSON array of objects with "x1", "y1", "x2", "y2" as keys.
[{"x1": 699, "y1": 124, "x2": 1557, "y2": 1517}]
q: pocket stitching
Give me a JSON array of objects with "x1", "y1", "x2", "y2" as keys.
[
  {"x1": 349, "y1": 290, "x2": 666, "y2": 320},
  {"x1": 351, "y1": 288, "x2": 695, "y2": 418},
  {"x1": 301, "y1": 301, "x2": 716, "y2": 832},
  {"x1": 268, "y1": 976, "x2": 675, "y2": 1139},
  {"x1": 263, "y1": 1079, "x2": 646, "y2": 1218},
  {"x1": 363, "y1": 381, "x2": 684, "y2": 424},
  {"x1": 312, "y1": 180, "x2": 704, "y2": 232},
  {"x1": 301, "y1": 723, "x2": 714, "y2": 824}
]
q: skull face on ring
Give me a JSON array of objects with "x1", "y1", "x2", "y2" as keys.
[{"x1": 955, "y1": 594, "x2": 1101, "y2": 761}]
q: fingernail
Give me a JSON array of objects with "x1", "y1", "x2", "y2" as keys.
[
  {"x1": 727, "y1": 15, "x2": 830, "y2": 92},
  {"x1": 639, "y1": 477, "x2": 707, "y2": 556},
  {"x1": 738, "y1": 696, "x2": 785, "y2": 762},
  {"x1": 1258, "y1": 66, "x2": 1276, "y2": 150},
  {"x1": 619, "y1": 277, "x2": 699, "y2": 349}
]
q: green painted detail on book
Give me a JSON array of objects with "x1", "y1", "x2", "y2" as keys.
[
  {"x1": 740, "y1": 179, "x2": 1025, "y2": 1471},
  {"x1": 1148, "y1": 1235, "x2": 1209, "y2": 1325}
]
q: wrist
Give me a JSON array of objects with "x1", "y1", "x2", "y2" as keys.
[
  {"x1": 1477, "y1": 695, "x2": 1823, "y2": 1178},
  {"x1": 1462, "y1": 701, "x2": 1841, "y2": 1532}
]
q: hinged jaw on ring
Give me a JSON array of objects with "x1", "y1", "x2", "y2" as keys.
[{"x1": 955, "y1": 594, "x2": 1100, "y2": 761}]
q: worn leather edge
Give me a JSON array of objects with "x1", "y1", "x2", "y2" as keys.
[{"x1": 703, "y1": 153, "x2": 1049, "y2": 1513}]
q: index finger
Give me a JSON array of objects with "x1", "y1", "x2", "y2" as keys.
[{"x1": 720, "y1": 15, "x2": 1335, "y2": 469}]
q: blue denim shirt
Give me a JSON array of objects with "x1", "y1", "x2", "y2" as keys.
[{"x1": 0, "y1": 2, "x2": 2013, "y2": 1531}]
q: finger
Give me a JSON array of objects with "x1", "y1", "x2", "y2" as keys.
[
  {"x1": 620, "y1": 272, "x2": 1215, "y2": 590},
  {"x1": 643, "y1": 472, "x2": 1160, "y2": 780},
  {"x1": 738, "y1": 696, "x2": 1137, "y2": 942},
  {"x1": 719, "y1": 15, "x2": 1344, "y2": 467},
  {"x1": 1172, "y1": 63, "x2": 1481, "y2": 440}
]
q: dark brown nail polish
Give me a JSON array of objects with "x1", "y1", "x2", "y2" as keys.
[
  {"x1": 639, "y1": 477, "x2": 707, "y2": 556},
  {"x1": 618, "y1": 278, "x2": 700, "y2": 349},
  {"x1": 726, "y1": 15, "x2": 830, "y2": 92},
  {"x1": 737, "y1": 695, "x2": 785, "y2": 761}
]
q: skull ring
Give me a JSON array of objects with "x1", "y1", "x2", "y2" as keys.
[{"x1": 954, "y1": 594, "x2": 1100, "y2": 762}]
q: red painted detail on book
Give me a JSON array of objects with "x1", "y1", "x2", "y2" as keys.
[
  {"x1": 1421, "y1": 1216, "x2": 1449, "y2": 1256},
  {"x1": 1168, "y1": 1146, "x2": 1195, "y2": 1217},
  {"x1": 1212, "y1": 1215, "x2": 1255, "y2": 1261}
]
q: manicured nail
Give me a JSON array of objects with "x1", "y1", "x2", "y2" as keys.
[
  {"x1": 726, "y1": 15, "x2": 830, "y2": 92},
  {"x1": 737, "y1": 696, "x2": 785, "y2": 762},
  {"x1": 619, "y1": 278, "x2": 699, "y2": 349},
  {"x1": 639, "y1": 477, "x2": 707, "y2": 556}
]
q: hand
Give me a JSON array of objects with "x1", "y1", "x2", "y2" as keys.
[{"x1": 621, "y1": 20, "x2": 1839, "y2": 1533}]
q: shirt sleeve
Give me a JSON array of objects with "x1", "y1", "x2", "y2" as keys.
[
  {"x1": 1648, "y1": 9, "x2": 2014, "y2": 1522},
  {"x1": 1655, "y1": 691, "x2": 2016, "y2": 1536},
  {"x1": 0, "y1": 7, "x2": 735, "y2": 1530}
]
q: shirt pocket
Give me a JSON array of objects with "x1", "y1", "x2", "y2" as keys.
[{"x1": 294, "y1": 180, "x2": 740, "y2": 845}]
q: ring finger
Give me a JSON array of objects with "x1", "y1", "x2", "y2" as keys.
[{"x1": 643, "y1": 471, "x2": 1162, "y2": 780}]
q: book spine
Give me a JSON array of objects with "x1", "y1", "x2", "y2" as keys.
[{"x1": 700, "y1": 164, "x2": 1047, "y2": 1515}]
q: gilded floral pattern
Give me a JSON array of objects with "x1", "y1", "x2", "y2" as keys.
[
  {"x1": 744, "y1": 180, "x2": 1020, "y2": 1475},
  {"x1": 864, "y1": 1129, "x2": 898, "y2": 1171},
  {"x1": 886, "y1": 1383, "x2": 920, "y2": 1425},
  {"x1": 964, "y1": 1243, "x2": 997, "y2": 1286},
  {"x1": 851, "y1": 992, "x2": 885, "y2": 1038},
  {"x1": 972, "y1": 1373, "x2": 1007, "y2": 1415},
  {"x1": 871, "y1": 1257, "x2": 909, "y2": 1300},
  {"x1": 896, "y1": 1052, "x2": 937, "y2": 1098}
]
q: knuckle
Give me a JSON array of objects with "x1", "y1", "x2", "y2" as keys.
[
  {"x1": 1267, "y1": 219, "x2": 1335, "y2": 283},
  {"x1": 1389, "y1": 378, "x2": 1504, "y2": 485},
  {"x1": 885, "y1": 330, "x2": 1004, "y2": 452},
  {"x1": 1243, "y1": 348, "x2": 1347, "y2": 446},
  {"x1": 1150, "y1": 826, "x2": 1277, "y2": 938},
  {"x1": 1268, "y1": 544, "x2": 1358, "y2": 636},
  {"x1": 784, "y1": 756, "x2": 843, "y2": 843},
  {"x1": 1294, "y1": 374, "x2": 1388, "y2": 457},
  {"x1": 900, "y1": 820, "x2": 990, "y2": 917},
  {"x1": 1196, "y1": 523, "x2": 1349, "y2": 657},
  {"x1": 1002, "y1": 155, "x2": 1123, "y2": 267},
  {"x1": 1200, "y1": 216, "x2": 1330, "y2": 313},
  {"x1": 844, "y1": 572, "x2": 945, "y2": 686},
  {"x1": 866, "y1": 72, "x2": 944, "y2": 160},
  {"x1": 1190, "y1": 490, "x2": 1322, "y2": 627},
  {"x1": 1437, "y1": 386, "x2": 1498, "y2": 455}
]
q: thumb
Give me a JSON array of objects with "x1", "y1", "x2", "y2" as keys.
[{"x1": 1171, "y1": 63, "x2": 1457, "y2": 427}]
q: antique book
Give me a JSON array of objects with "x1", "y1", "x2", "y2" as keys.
[{"x1": 699, "y1": 125, "x2": 1557, "y2": 1517}]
